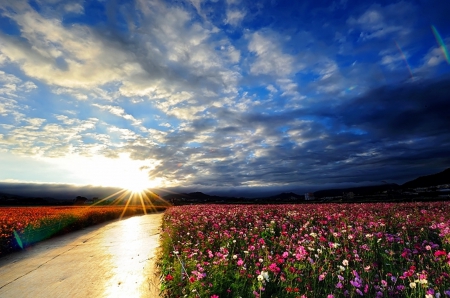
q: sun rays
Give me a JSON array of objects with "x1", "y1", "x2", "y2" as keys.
[{"x1": 89, "y1": 187, "x2": 172, "y2": 219}]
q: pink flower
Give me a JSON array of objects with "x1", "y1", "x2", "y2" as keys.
[
  {"x1": 237, "y1": 259, "x2": 244, "y2": 266},
  {"x1": 211, "y1": 295, "x2": 219, "y2": 298},
  {"x1": 319, "y1": 272, "x2": 326, "y2": 281}
]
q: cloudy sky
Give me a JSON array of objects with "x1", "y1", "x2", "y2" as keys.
[{"x1": 0, "y1": 0, "x2": 449, "y2": 196}]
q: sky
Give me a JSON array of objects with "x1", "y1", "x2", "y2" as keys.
[{"x1": 0, "y1": 0, "x2": 450, "y2": 197}]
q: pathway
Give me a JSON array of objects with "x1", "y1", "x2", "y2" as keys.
[{"x1": 0, "y1": 213, "x2": 164, "y2": 298}]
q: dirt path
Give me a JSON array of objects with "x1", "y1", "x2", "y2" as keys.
[{"x1": 0, "y1": 213, "x2": 163, "y2": 298}]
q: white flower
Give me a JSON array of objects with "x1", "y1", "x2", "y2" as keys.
[
  {"x1": 418, "y1": 278, "x2": 428, "y2": 285},
  {"x1": 233, "y1": 255, "x2": 238, "y2": 259},
  {"x1": 342, "y1": 259, "x2": 349, "y2": 266},
  {"x1": 261, "y1": 271, "x2": 270, "y2": 282},
  {"x1": 257, "y1": 275, "x2": 264, "y2": 282},
  {"x1": 259, "y1": 258, "x2": 264, "y2": 263},
  {"x1": 409, "y1": 282, "x2": 416, "y2": 288}
]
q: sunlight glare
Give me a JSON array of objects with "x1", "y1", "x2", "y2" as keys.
[{"x1": 41, "y1": 153, "x2": 162, "y2": 189}]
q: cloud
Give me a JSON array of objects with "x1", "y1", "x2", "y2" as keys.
[
  {"x1": 0, "y1": 0, "x2": 449, "y2": 195},
  {"x1": 64, "y1": 3, "x2": 84, "y2": 14},
  {"x1": 248, "y1": 31, "x2": 298, "y2": 77},
  {"x1": 347, "y1": 2, "x2": 415, "y2": 41},
  {"x1": 92, "y1": 104, "x2": 142, "y2": 127},
  {"x1": 225, "y1": 9, "x2": 246, "y2": 26}
]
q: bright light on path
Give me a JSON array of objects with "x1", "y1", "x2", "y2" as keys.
[{"x1": 0, "y1": 214, "x2": 163, "y2": 298}]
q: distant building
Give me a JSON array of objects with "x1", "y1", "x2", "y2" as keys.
[{"x1": 305, "y1": 192, "x2": 315, "y2": 200}]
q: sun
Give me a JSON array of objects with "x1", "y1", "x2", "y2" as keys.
[{"x1": 123, "y1": 179, "x2": 149, "y2": 193}]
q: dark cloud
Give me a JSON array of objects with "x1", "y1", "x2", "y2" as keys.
[
  {"x1": 134, "y1": 76, "x2": 450, "y2": 191},
  {"x1": 0, "y1": 183, "x2": 122, "y2": 200}
]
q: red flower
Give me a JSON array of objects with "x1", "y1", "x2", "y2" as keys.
[
  {"x1": 165, "y1": 274, "x2": 174, "y2": 281},
  {"x1": 434, "y1": 250, "x2": 447, "y2": 257}
]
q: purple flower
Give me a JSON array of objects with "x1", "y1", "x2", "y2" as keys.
[
  {"x1": 396, "y1": 285, "x2": 405, "y2": 291},
  {"x1": 350, "y1": 280, "x2": 361, "y2": 287}
]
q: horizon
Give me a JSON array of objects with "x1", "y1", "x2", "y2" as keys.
[
  {"x1": 1, "y1": 0, "x2": 450, "y2": 194},
  {"x1": 0, "y1": 166, "x2": 447, "y2": 200}
]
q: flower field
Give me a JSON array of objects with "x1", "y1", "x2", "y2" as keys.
[
  {"x1": 159, "y1": 203, "x2": 450, "y2": 298},
  {"x1": 0, "y1": 205, "x2": 165, "y2": 256}
]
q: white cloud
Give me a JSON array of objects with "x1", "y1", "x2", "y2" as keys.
[
  {"x1": 0, "y1": 70, "x2": 37, "y2": 96},
  {"x1": 415, "y1": 41, "x2": 450, "y2": 74},
  {"x1": 347, "y1": 2, "x2": 414, "y2": 41},
  {"x1": 248, "y1": 31, "x2": 298, "y2": 77},
  {"x1": 225, "y1": 9, "x2": 246, "y2": 27},
  {"x1": 64, "y1": 3, "x2": 84, "y2": 14},
  {"x1": 0, "y1": 5, "x2": 142, "y2": 89},
  {"x1": 0, "y1": 53, "x2": 7, "y2": 65},
  {"x1": 92, "y1": 104, "x2": 142, "y2": 127}
]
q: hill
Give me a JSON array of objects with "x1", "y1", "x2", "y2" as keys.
[
  {"x1": 402, "y1": 168, "x2": 450, "y2": 188},
  {"x1": 0, "y1": 192, "x2": 67, "y2": 206},
  {"x1": 313, "y1": 183, "x2": 400, "y2": 198}
]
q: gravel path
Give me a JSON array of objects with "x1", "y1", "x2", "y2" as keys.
[{"x1": 0, "y1": 213, "x2": 163, "y2": 298}]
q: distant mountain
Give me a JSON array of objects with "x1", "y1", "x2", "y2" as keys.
[
  {"x1": 313, "y1": 183, "x2": 400, "y2": 198},
  {"x1": 163, "y1": 192, "x2": 230, "y2": 202},
  {"x1": 163, "y1": 191, "x2": 302, "y2": 203},
  {"x1": 0, "y1": 192, "x2": 65, "y2": 205},
  {"x1": 257, "y1": 192, "x2": 304, "y2": 201},
  {"x1": 402, "y1": 168, "x2": 450, "y2": 188}
]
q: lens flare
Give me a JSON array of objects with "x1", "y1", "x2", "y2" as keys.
[
  {"x1": 88, "y1": 187, "x2": 172, "y2": 220},
  {"x1": 395, "y1": 41, "x2": 413, "y2": 79},
  {"x1": 432, "y1": 25, "x2": 450, "y2": 64}
]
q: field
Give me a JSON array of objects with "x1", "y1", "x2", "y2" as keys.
[
  {"x1": 0, "y1": 205, "x2": 166, "y2": 256},
  {"x1": 159, "y1": 202, "x2": 450, "y2": 298}
]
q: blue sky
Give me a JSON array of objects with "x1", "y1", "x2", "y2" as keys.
[{"x1": 0, "y1": 0, "x2": 449, "y2": 196}]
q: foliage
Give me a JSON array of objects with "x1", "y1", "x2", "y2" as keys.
[
  {"x1": 0, "y1": 205, "x2": 165, "y2": 256},
  {"x1": 159, "y1": 203, "x2": 450, "y2": 298}
]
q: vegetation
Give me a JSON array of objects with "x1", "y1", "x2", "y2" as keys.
[
  {"x1": 159, "y1": 203, "x2": 450, "y2": 297},
  {"x1": 0, "y1": 205, "x2": 167, "y2": 257}
]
